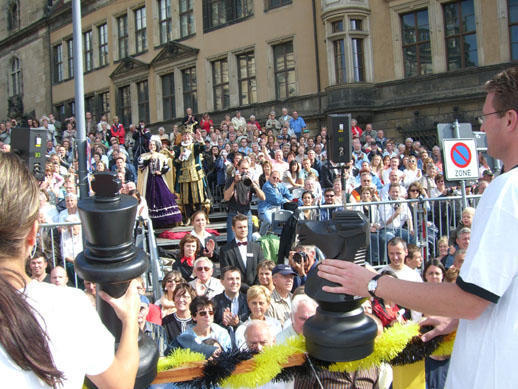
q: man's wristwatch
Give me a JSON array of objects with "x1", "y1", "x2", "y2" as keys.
[{"x1": 367, "y1": 274, "x2": 384, "y2": 298}]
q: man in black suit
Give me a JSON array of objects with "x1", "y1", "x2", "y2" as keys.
[
  {"x1": 220, "y1": 214, "x2": 265, "y2": 290},
  {"x1": 212, "y1": 266, "x2": 250, "y2": 349}
]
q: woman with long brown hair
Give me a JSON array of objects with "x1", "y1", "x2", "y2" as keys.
[{"x1": 0, "y1": 152, "x2": 140, "y2": 388}]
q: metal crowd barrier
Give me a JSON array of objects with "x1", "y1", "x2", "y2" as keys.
[
  {"x1": 298, "y1": 194, "x2": 481, "y2": 267},
  {"x1": 38, "y1": 218, "x2": 163, "y2": 297}
]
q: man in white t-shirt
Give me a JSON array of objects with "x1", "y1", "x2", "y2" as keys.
[
  {"x1": 380, "y1": 237, "x2": 422, "y2": 321},
  {"x1": 378, "y1": 184, "x2": 415, "y2": 244},
  {"x1": 316, "y1": 67, "x2": 518, "y2": 389}
]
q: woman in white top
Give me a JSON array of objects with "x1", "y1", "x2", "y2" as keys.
[
  {"x1": 403, "y1": 156, "x2": 422, "y2": 188},
  {"x1": 0, "y1": 152, "x2": 140, "y2": 389},
  {"x1": 39, "y1": 189, "x2": 59, "y2": 223},
  {"x1": 283, "y1": 160, "x2": 304, "y2": 191},
  {"x1": 247, "y1": 152, "x2": 263, "y2": 182},
  {"x1": 234, "y1": 285, "x2": 283, "y2": 350},
  {"x1": 189, "y1": 209, "x2": 219, "y2": 262}
]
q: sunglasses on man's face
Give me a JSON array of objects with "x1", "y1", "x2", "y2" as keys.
[
  {"x1": 196, "y1": 266, "x2": 211, "y2": 272},
  {"x1": 197, "y1": 310, "x2": 214, "y2": 317}
]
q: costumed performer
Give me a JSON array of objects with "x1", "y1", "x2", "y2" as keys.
[
  {"x1": 173, "y1": 124, "x2": 210, "y2": 224},
  {"x1": 137, "y1": 136, "x2": 182, "y2": 228}
]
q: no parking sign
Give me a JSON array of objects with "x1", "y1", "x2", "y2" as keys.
[{"x1": 442, "y1": 139, "x2": 479, "y2": 180}]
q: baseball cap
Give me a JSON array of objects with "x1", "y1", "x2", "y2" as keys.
[
  {"x1": 175, "y1": 333, "x2": 217, "y2": 358},
  {"x1": 272, "y1": 264, "x2": 297, "y2": 276},
  {"x1": 140, "y1": 295, "x2": 150, "y2": 307},
  {"x1": 483, "y1": 169, "x2": 494, "y2": 176}
]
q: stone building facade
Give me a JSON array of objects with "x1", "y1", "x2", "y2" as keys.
[
  {"x1": 0, "y1": 0, "x2": 52, "y2": 121},
  {"x1": 1, "y1": 0, "x2": 516, "y2": 143}
]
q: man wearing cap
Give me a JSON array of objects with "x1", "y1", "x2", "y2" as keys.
[
  {"x1": 266, "y1": 264, "x2": 296, "y2": 326},
  {"x1": 265, "y1": 111, "x2": 282, "y2": 135},
  {"x1": 482, "y1": 169, "x2": 494, "y2": 183}
]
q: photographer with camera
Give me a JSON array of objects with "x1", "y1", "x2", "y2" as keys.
[
  {"x1": 288, "y1": 245, "x2": 318, "y2": 290},
  {"x1": 223, "y1": 159, "x2": 265, "y2": 242}
]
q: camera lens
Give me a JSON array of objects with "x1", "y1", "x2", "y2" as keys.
[
  {"x1": 293, "y1": 251, "x2": 305, "y2": 263},
  {"x1": 243, "y1": 176, "x2": 252, "y2": 186}
]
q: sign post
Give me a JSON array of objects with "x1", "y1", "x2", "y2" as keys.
[{"x1": 442, "y1": 137, "x2": 479, "y2": 208}]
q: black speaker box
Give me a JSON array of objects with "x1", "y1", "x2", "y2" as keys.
[
  {"x1": 327, "y1": 114, "x2": 352, "y2": 163},
  {"x1": 11, "y1": 128, "x2": 47, "y2": 181}
]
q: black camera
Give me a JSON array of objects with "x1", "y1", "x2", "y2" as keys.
[
  {"x1": 293, "y1": 251, "x2": 308, "y2": 264},
  {"x1": 242, "y1": 174, "x2": 252, "y2": 186}
]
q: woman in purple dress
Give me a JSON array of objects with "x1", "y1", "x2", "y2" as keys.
[{"x1": 137, "y1": 137, "x2": 182, "y2": 227}]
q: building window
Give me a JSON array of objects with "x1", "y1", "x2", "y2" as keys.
[
  {"x1": 55, "y1": 104, "x2": 65, "y2": 122},
  {"x1": 97, "y1": 92, "x2": 110, "y2": 119},
  {"x1": 182, "y1": 67, "x2": 198, "y2": 114},
  {"x1": 158, "y1": 0, "x2": 172, "y2": 44},
  {"x1": 84, "y1": 30, "x2": 93, "y2": 72},
  {"x1": 203, "y1": 0, "x2": 253, "y2": 31},
  {"x1": 162, "y1": 73, "x2": 176, "y2": 120},
  {"x1": 85, "y1": 95, "x2": 95, "y2": 117},
  {"x1": 266, "y1": 0, "x2": 291, "y2": 10},
  {"x1": 53, "y1": 44, "x2": 64, "y2": 83},
  {"x1": 509, "y1": 0, "x2": 518, "y2": 60},
  {"x1": 180, "y1": 0, "x2": 195, "y2": 38},
  {"x1": 135, "y1": 7, "x2": 147, "y2": 54},
  {"x1": 401, "y1": 9, "x2": 432, "y2": 77},
  {"x1": 273, "y1": 41, "x2": 296, "y2": 99},
  {"x1": 444, "y1": 0, "x2": 477, "y2": 70},
  {"x1": 137, "y1": 80, "x2": 150, "y2": 123},
  {"x1": 98, "y1": 23, "x2": 109, "y2": 67},
  {"x1": 350, "y1": 19, "x2": 362, "y2": 31},
  {"x1": 351, "y1": 38, "x2": 365, "y2": 82},
  {"x1": 10, "y1": 57, "x2": 22, "y2": 96},
  {"x1": 67, "y1": 39, "x2": 74, "y2": 79},
  {"x1": 117, "y1": 85, "x2": 131, "y2": 127},
  {"x1": 67, "y1": 101, "x2": 75, "y2": 117},
  {"x1": 7, "y1": 1, "x2": 19, "y2": 30},
  {"x1": 117, "y1": 14, "x2": 129, "y2": 59},
  {"x1": 212, "y1": 58, "x2": 229, "y2": 110},
  {"x1": 333, "y1": 39, "x2": 346, "y2": 84},
  {"x1": 237, "y1": 52, "x2": 256, "y2": 106},
  {"x1": 332, "y1": 20, "x2": 344, "y2": 33}
]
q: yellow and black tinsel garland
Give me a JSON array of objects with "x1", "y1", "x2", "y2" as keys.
[{"x1": 157, "y1": 322, "x2": 455, "y2": 388}]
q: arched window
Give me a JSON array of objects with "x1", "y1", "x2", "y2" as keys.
[
  {"x1": 7, "y1": 1, "x2": 20, "y2": 31},
  {"x1": 10, "y1": 57, "x2": 22, "y2": 96}
]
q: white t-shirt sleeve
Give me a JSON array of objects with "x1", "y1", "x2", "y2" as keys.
[
  {"x1": 77, "y1": 293, "x2": 116, "y2": 376},
  {"x1": 457, "y1": 172, "x2": 518, "y2": 303}
]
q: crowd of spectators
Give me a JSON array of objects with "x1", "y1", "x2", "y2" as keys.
[{"x1": 0, "y1": 107, "x2": 494, "y2": 388}]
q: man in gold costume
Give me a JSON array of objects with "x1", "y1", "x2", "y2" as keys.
[{"x1": 173, "y1": 124, "x2": 209, "y2": 223}]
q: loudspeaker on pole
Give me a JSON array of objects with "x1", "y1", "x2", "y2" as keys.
[
  {"x1": 327, "y1": 114, "x2": 352, "y2": 163},
  {"x1": 11, "y1": 128, "x2": 47, "y2": 181}
]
